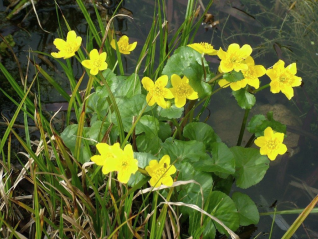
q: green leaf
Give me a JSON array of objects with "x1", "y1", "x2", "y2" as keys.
[
  {"x1": 232, "y1": 192, "x2": 260, "y2": 226},
  {"x1": 136, "y1": 135, "x2": 162, "y2": 155},
  {"x1": 183, "y1": 122, "x2": 221, "y2": 151},
  {"x1": 102, "y1": 69, "x2": 123, "y2": 94},
  {"x1": 247, "y1": 113, "x2": 286, "y2": 137},
  {"x1": 183, "y1": 62, "x2": 212, "y2": 98},
  {"x1": 87, "y1": 120, "x2": 111, "y2": 143},
  {"x1": 112, "y1": 94, "x2": 151, "y2": 132},
  {"x1": 232, "y1": 88, "x2": 256, "y2": 109},
  {"x1": 162, "y1": 46, "x2": 209, "y2": 77},
  {"x1": 160, "y1": 138, "x2": 208, "y2": 164},
  {"x1": 158, "y1": 122, "x2": 172, "y2": 141},
  {"x1": 223, "y1": 70, "x2": 244, "y2": 83},
  {"x1": 231, "y1": 146, "x2": 270, "y2": 189},
  {"x1": 192, "y1": 142, "x2": 235, "y2": 177},
  {"x1": 60, "y1": 124, "x2": 91, "y2": 163},
  {"x1": 127, "y1": 152, "x2": 154, "y2": 187},
  {"x1": 157, "y1": 105, "x2": 184, "y2": 119},
  {"x1": 206, "y1": 191, "x2": 240, "y2": 235},
  {"x1": 115, "y1": 73, "x2": 141, "y2": 98},
  {"x1": 177, "y1": 162, "x2": 213, "y2": 215},
  {"x1": 135, "y1": 115, "x2": 159, "y2": 135}
]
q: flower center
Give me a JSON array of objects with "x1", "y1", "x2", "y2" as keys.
[
  {"x1": 65, "y1": 43, "x2": 76, "y2": 54},
  {"x1": 266, "y1": 139, "x2": 278, "y2": 151},
  {"x1": 155, "y1": 168, "x2": 167, "y2": 178},
  {"x1": 119, "y1": 42, "x2": 129, "y2": 51},
  {"x1": 200, "y1": 42, "x2": 213, "y2": 49},
  {"x1": 153, "y1": 86, "x2": 164, "y2": 96},
  {"x1": 93, "y1": 59, "x2": 102, "y2": 68},
  {"x1": 121, "y1": 161, "x2": 128, "y2": 168},
  {"x1": 176, "y1": 84, "x2": 190, "y2": 97},
  {"x1": 279, "y1": 74, "x2": 291, "y2": 84}
]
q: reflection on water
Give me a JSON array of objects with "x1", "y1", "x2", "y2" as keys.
[{"x1": 1, "y1": 0, "x2": 318, "y2": 238}]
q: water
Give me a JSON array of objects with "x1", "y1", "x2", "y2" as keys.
[{"x1": 1, "y1": 0, "x2": 318, "y2": 238}]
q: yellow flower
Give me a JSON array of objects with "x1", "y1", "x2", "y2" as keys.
[
  {"x1": 217, "y1": 43, "x2": 252, "y2": 73},
  {"x1": 111, "y1": 35, "x2": 137, "y2": 54},
  {"x1": 254, "y1": 127, "x2": 287, "y2": 161},
  {"x1": 90, "y1": 143, "x2": 138, "y2": 184},
  {"x1": 115, "y1": 144, "x2": 138, "y2": 184},
  {"x1": 187, "y1": 42, "x2": 218, "y2": 55},
  {"x1": 218, "y1": 56, "x2": 266, "y2": 91},
  {"x1": 81, "y1": 49, "x2": 108, "y2": 76},
  {"x1": 266, "y1": 60, "x2": 302, "y2": 100},
  {"x1": 170, "y1": 74, "x2": 198, "y2": 107},
  {"x1": 51, "y1": 30, "x2": 82, "y2": 59},
  {"x1": 145, "y1": 155, "x2": 176, "y2": 187},
  {"x1": 90, "y1": 143, "x2": 122, "y2": 174},
  {"x1": 142, "y1": 75, "x2": 174, "y2": 109}
]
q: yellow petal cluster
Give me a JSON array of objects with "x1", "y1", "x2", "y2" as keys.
[
  {"x1": 187, "y1": 42, "x2": 218, "y2": 55},
  {"x1": 111, "y1": 35, "x2": 137, "y2": 55},
  {"x1": 90, "y1": 143, "x2": 138, "y2": 184},
  {"x1": 145, "y1": 155, "x2": 176, "y2": 188},
  {"x1": 142, "y1": 75, "x2": 174, "y2": 109},
  {"x1": 81, "y1": 49, "x2": 108, "y2": 76},
  {"x1": 51, "y1": 30, "x2": 82, "y2": 59},
  {"x1": 218, "y1": 56, "x2": 266, "y2": 91},
  {"x1": 170, "y1": 74, "x2": 198, "y2": 108},
  {"x1": 266, "y1": 60, "x2": 302, "y2": 100},
  {"x1": 254, "y1": 127, "x2": 287, "y2": 161},
  {"x1": 218, "y1": 43, "x2": 252, "y2": 73}
]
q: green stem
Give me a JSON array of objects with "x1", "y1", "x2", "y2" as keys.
[
  {"x1": 208, "y1": 73, "x2": 223, "y2": 84},
  {"x1": 245, "y1": 133, "x2": 256, "y2": 148},
  {"x1": 122, "y1": 104, "x2": 148, "y2": 148},
  {"x1": 253, "y1": 83, "x2": 270, "y2": 93},
  {"x1": 98, "y1": 73, "x2": 125, "y2": 144},
  {"x1": 237, "y1": 108, "x2": 250, "y2": 146}
]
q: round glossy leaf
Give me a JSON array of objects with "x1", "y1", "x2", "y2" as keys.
[
  {"x1": 231, "y1": 146, "x2": 270, "y2": 189},
  {"x1": 232, "y1": 192, "x2": 260, "y2": 226}
]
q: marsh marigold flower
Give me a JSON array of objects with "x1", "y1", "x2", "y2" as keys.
[
  {"x1": 170, "y1": 74, "x2": 198, "y2": 107},
  {"x1": 142, "y1": 75, "x2": 174, "y2": 109},
  {"x1": 90, "y1": 143, "x2": 138, "y2": 184},
  {"x1": 218, "y1": 56, "x2": 266, "y2": 91},
  {"x1": 51, "y1": 30, "x2": 82, "y2": 59},
  {"x1": 266, "y1": 60, "x2": 302, "y2": 100},
  {"x1": 145, "y1": 155, "x2": 176, "y2": 187},
  {"x1": 217, "y1": 43, "x2": 252, "y2": 73},
  {"x1": 187, "y1": 42, "x2": 218, "y2": 55},
  {"x1": 81, "y1": 49, "x2": 108, "y2": 76},
  {"x1": 111, "y1": 35, "x2": 137, "y2": 55},
  {"x1": 254, "y1": 127, "x2": 287, "y2": 161},
  {"x1": 90, "y1": 143, "x2": 122, "y2": 174}
]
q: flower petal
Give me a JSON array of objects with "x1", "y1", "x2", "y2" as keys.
[
  {"x1": 156, "y1": 75, "x2": 168, "y2": 87},
  {"x1": 128, "y1": 41, "x2": 137, "y2": 51},
  {"x1": 90, "y1": 155, "x2": 106, "y2": 166},
  {"x1": 161, "y1": 176, "x2": 173, "y2": 186},
  {"x1": 90, "y1": 49, "x2": 99, "y2": 60},
  {"x1": 142, "y1": 77, "x2": 154, "y2": 91},
  {"x1": 163, "y1": 89, "x2": 174, "y2": 99},
  {"x1": 146, "y1": 93, "x2": 156, "y2": 106},
  {"x1": 175, "y1": 96, "x2": 186, "y2": 108},
  {"x1": 171, "y1": 74, "x2": 182, "y2": 87},
  {"x1": 66, "y1": 31, "x2": 77, "y2": 42},
  {"x1": 81, "y1": 60, "x2": 92, "y2": 69},
  {"x1": 96, "y1": 143, "x2": 110, "y2": 155}
]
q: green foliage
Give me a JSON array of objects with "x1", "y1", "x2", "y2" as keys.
[
  {"x1": 223, "y1": 70, "x2": 244, "y2": 83},
  {"x1": 1, "y1": 0, "x2": 296, "y2": 238},
  {"x1": 247, "y1": 112, "x2": 287, "y2": 136},
  {"x1": 232, "y1": 88, "x2": 256, "y2": 109},
  {"x1": 232, "y1": 192, "x2": 260, "y2": 226},
  {"x1": 231, "y1": 146, "x2": 270, "y2": 189}
]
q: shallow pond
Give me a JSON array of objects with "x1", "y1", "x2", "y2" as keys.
[{"x1": 1, "y1": 0, "x2": 318, "y2": 238}]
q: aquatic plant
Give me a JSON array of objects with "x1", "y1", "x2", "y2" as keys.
[{"x1": 0, "y1": 0, "x2": 311, "y2": 238}]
